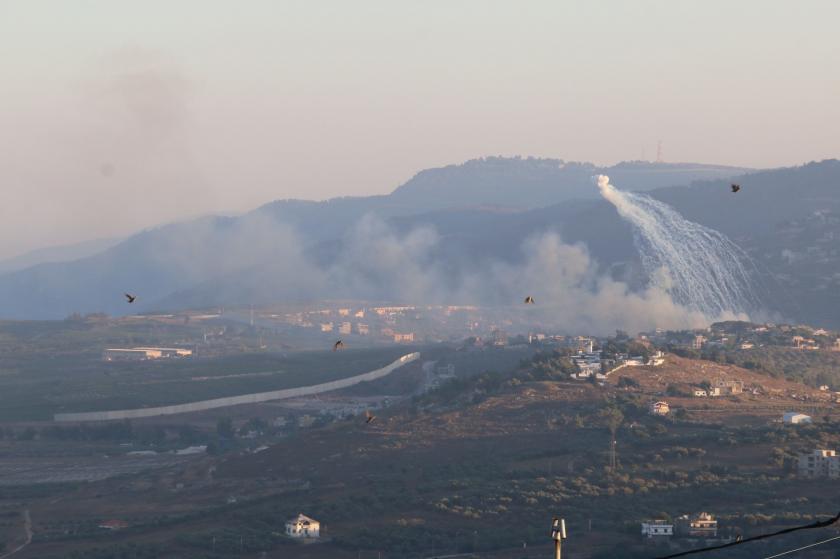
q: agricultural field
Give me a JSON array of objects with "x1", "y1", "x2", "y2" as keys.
[
  {"x1": 0, "y1": 316, "x2": 417, "y2": 422},
  {"x1": 2, "y1": 350, "x2": 839, "y2": 558}
]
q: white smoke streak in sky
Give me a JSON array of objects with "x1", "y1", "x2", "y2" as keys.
[{"x1": 596, "y1": 174, "x2": 760, "y2": 320}]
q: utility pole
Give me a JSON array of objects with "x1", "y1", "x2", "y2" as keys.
[{"x1": 551, "y1": 517, "x2": 566, "y2": 559}]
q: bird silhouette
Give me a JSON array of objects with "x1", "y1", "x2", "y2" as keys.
[
  {"x1": 731, "y1": 184, "x2": 740, "y2": 193},
  {"x1": 524, "y1": 296, "x2": 535, "y2": 304},
  {"x1": 124, "y1": 293, "x2": 137, "y2": 304},
  {"x1": 333, "y1": 340, "x2": 344, "y2": 351},
  {"x1": 365, "y1": 410, "x2": 376, "y2": 424}
]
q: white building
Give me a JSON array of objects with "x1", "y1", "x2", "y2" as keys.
[
  {"x1": 285, "y1": 514, "x2": 320, "y2": 539},
  {"x1": 693, "y1": 389, "x2": 708, "y2": 397},
  {"x1": 641, "y1": 520, "x2": 673, "y2": 538},
  {"x1": 676, "y1": 512, "x2": 718, "y2": 537},
  {"x1": 797, "y1": 449, "x2": 840, "y2": 478},
  {"x1": 572, "y1": 352, "x2": 602, "y2": 378},
  {"x1": 796, "y1": 449, "x2": 840, "y2": 479},
  {"x1": 102, "y1": 347, "x2": 193, "y2": 361},
  {"x1": 783, "y1": 412, "x2": 812, "y2": 424},
  {"x1": 650, "y1": 401, "x2": 670, "y2": 416},
  {"x1": 649, "y1": 351, "x2": 666, "y2": 366},
  {"x1": 576, "y1": 362, "x2": 602, "y2": 377},
  {"x1": 710, "y1": 379, "x2": 743, "y2": 396}
]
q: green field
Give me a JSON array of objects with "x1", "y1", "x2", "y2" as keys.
[{"x1": 0, "y1": 347, "x2": 419, "y2": 421}]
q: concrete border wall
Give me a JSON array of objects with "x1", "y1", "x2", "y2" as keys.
[{"x1": 55, "y1": 352, "x2": 419, "y2": 422}]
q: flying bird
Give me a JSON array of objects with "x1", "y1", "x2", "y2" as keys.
[
  {"x1": 365, "y1": 410, "x2": 376, "y2": 424},
  {"x1": 731, "y1": 184, "x2": 740, "y2": 193},
  {"x1": 524, "y1": 296, "x2": 535, "y2": 304},
  {"x1": 124, "y1": 293, "x2": 137, "y2": 304},
  {"x1": 333, "y1": 340, "x2": 344, "y2": 351}
]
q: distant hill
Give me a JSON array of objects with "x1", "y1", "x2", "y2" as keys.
[
  {"x1": 251, "y1": 158, "x2": 750, "y2": 242},
  {"x1": 0, "y1": 236, "x2": 121, "y2": 274},
  {"x1": 7, "y1": 157, "x2": 840, "y2": 325},
  {"x1": 389, "y1": 157, "x2": 750, "y2": 211}
]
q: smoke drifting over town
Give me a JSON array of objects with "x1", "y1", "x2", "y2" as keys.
[{"x1": 176, "y1": 209, "x2": 739, "y2": 335}]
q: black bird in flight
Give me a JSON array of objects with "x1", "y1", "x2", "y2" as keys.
[
  {"x1": 124, "y1": 293, "x2": 137, "y2": 304},
  {"x1": 524, "y1": 296, "x2": 535, "y2": 304},
  {"x1": 365, "y1": 410, "x2": 376, "y2": 424},
  {"x1": 333, "y1": 340, "x2": 344, "y2": 351},
  {"x1": 731, "y1": 183, "x2": 740, "y2": 193}
]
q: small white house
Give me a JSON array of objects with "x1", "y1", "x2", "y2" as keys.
[
  {"x1": 641, "y1": 521, "x2": 673, "y2": 538},
  {"x1": 693, "y1": 389, "x2": 708, "y2": 397},
  {"x1": 286, "y1": 514, "x2": 320, "y2": 539},
  {"x1": 649, "y1": 351, "x2": 666, "y2": 366},
  {"x1": 783, "y1": 412, "x2": 812, "y2": 424}
]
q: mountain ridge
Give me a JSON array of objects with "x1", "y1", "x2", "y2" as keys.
[{"x1": 6, "y1": 158, "x2": 840, "y2": 324}]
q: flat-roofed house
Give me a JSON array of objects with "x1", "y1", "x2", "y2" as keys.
[
  {"x1": 641, "y1": 520, "x2": 673, "y2": 538},
  {"x1": 285, "y1": 514, "x2": 320, "y2": 539},
  {"x1": 676, "y1": 512, "x2": 718, "y2": 537}
]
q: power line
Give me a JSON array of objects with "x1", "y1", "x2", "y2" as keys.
[
  {"x1": 653, "y1": 512, "x2": 840, "y2": 559},
  {"x1": 762, "y1": 534, "x2": 840, "y2": 558}
]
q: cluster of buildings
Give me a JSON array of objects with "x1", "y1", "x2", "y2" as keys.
[
  {"x1": 650, "y1": 322, "x2": 840, "y2": 357},
  {"x1": 280, "y1": 305, "x2": 424, "y2": 343},
  {"x1": 102, "y1": 347, "x2": 194, "y2": 361},
  {"x1": 273, "y1": 304, "x2": 498, "y2": 345},
  {"x1": 642, "y1": 512, "x2": 718, "y2": 539},
  {"x1": 569, "y1": 343, "x2": 665, "y2": 381},
  {"x1": 570, "y1": 349, "x2": 605, "y2": 380},
  {"x1": 693, "y1": 379, "x2": 744, "y2": 398}
]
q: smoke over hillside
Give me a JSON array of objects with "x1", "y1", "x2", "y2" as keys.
[{"x1": 149, "y1": 210, "x2": 736, "y2": 335}]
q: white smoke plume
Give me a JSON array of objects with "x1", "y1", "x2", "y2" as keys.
[{"x1": 596, "y1": 174, "x2": 758, "y2": 322}]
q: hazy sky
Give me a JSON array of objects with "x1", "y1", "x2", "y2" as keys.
[{"x1": 1, "y1": 0, "x2": 838, "y2": 259}]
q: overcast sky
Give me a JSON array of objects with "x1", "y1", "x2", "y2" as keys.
[{"x1": 1, "y1": 0, "x2": 838, "y2": 259}]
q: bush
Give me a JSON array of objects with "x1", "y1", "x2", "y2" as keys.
[{"x1": 617, "y1": 376, "x2": 639, "y2": 389}]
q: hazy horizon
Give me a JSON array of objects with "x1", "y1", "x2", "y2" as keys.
[{"x1": 2, "y1": 0, "x2": 839, "y2": 260}]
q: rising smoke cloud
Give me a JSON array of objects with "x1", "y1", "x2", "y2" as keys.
[
  {"x1": 151, "y1": 205, "x2": 748, "y2": 335},
  {"x1": 291, "y1": 214, "x2": 725, "y2": 335},
  {"x1": 596, "y1": 174, "x2": 758, "y2": 322},
  {"x1": 0, "y1": 178, "x2": 755, "y2": 333}
]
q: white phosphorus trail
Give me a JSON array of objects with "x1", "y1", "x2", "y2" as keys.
[{"x1": 596, "y1": 175, "x2": 760, "y2": 319}]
